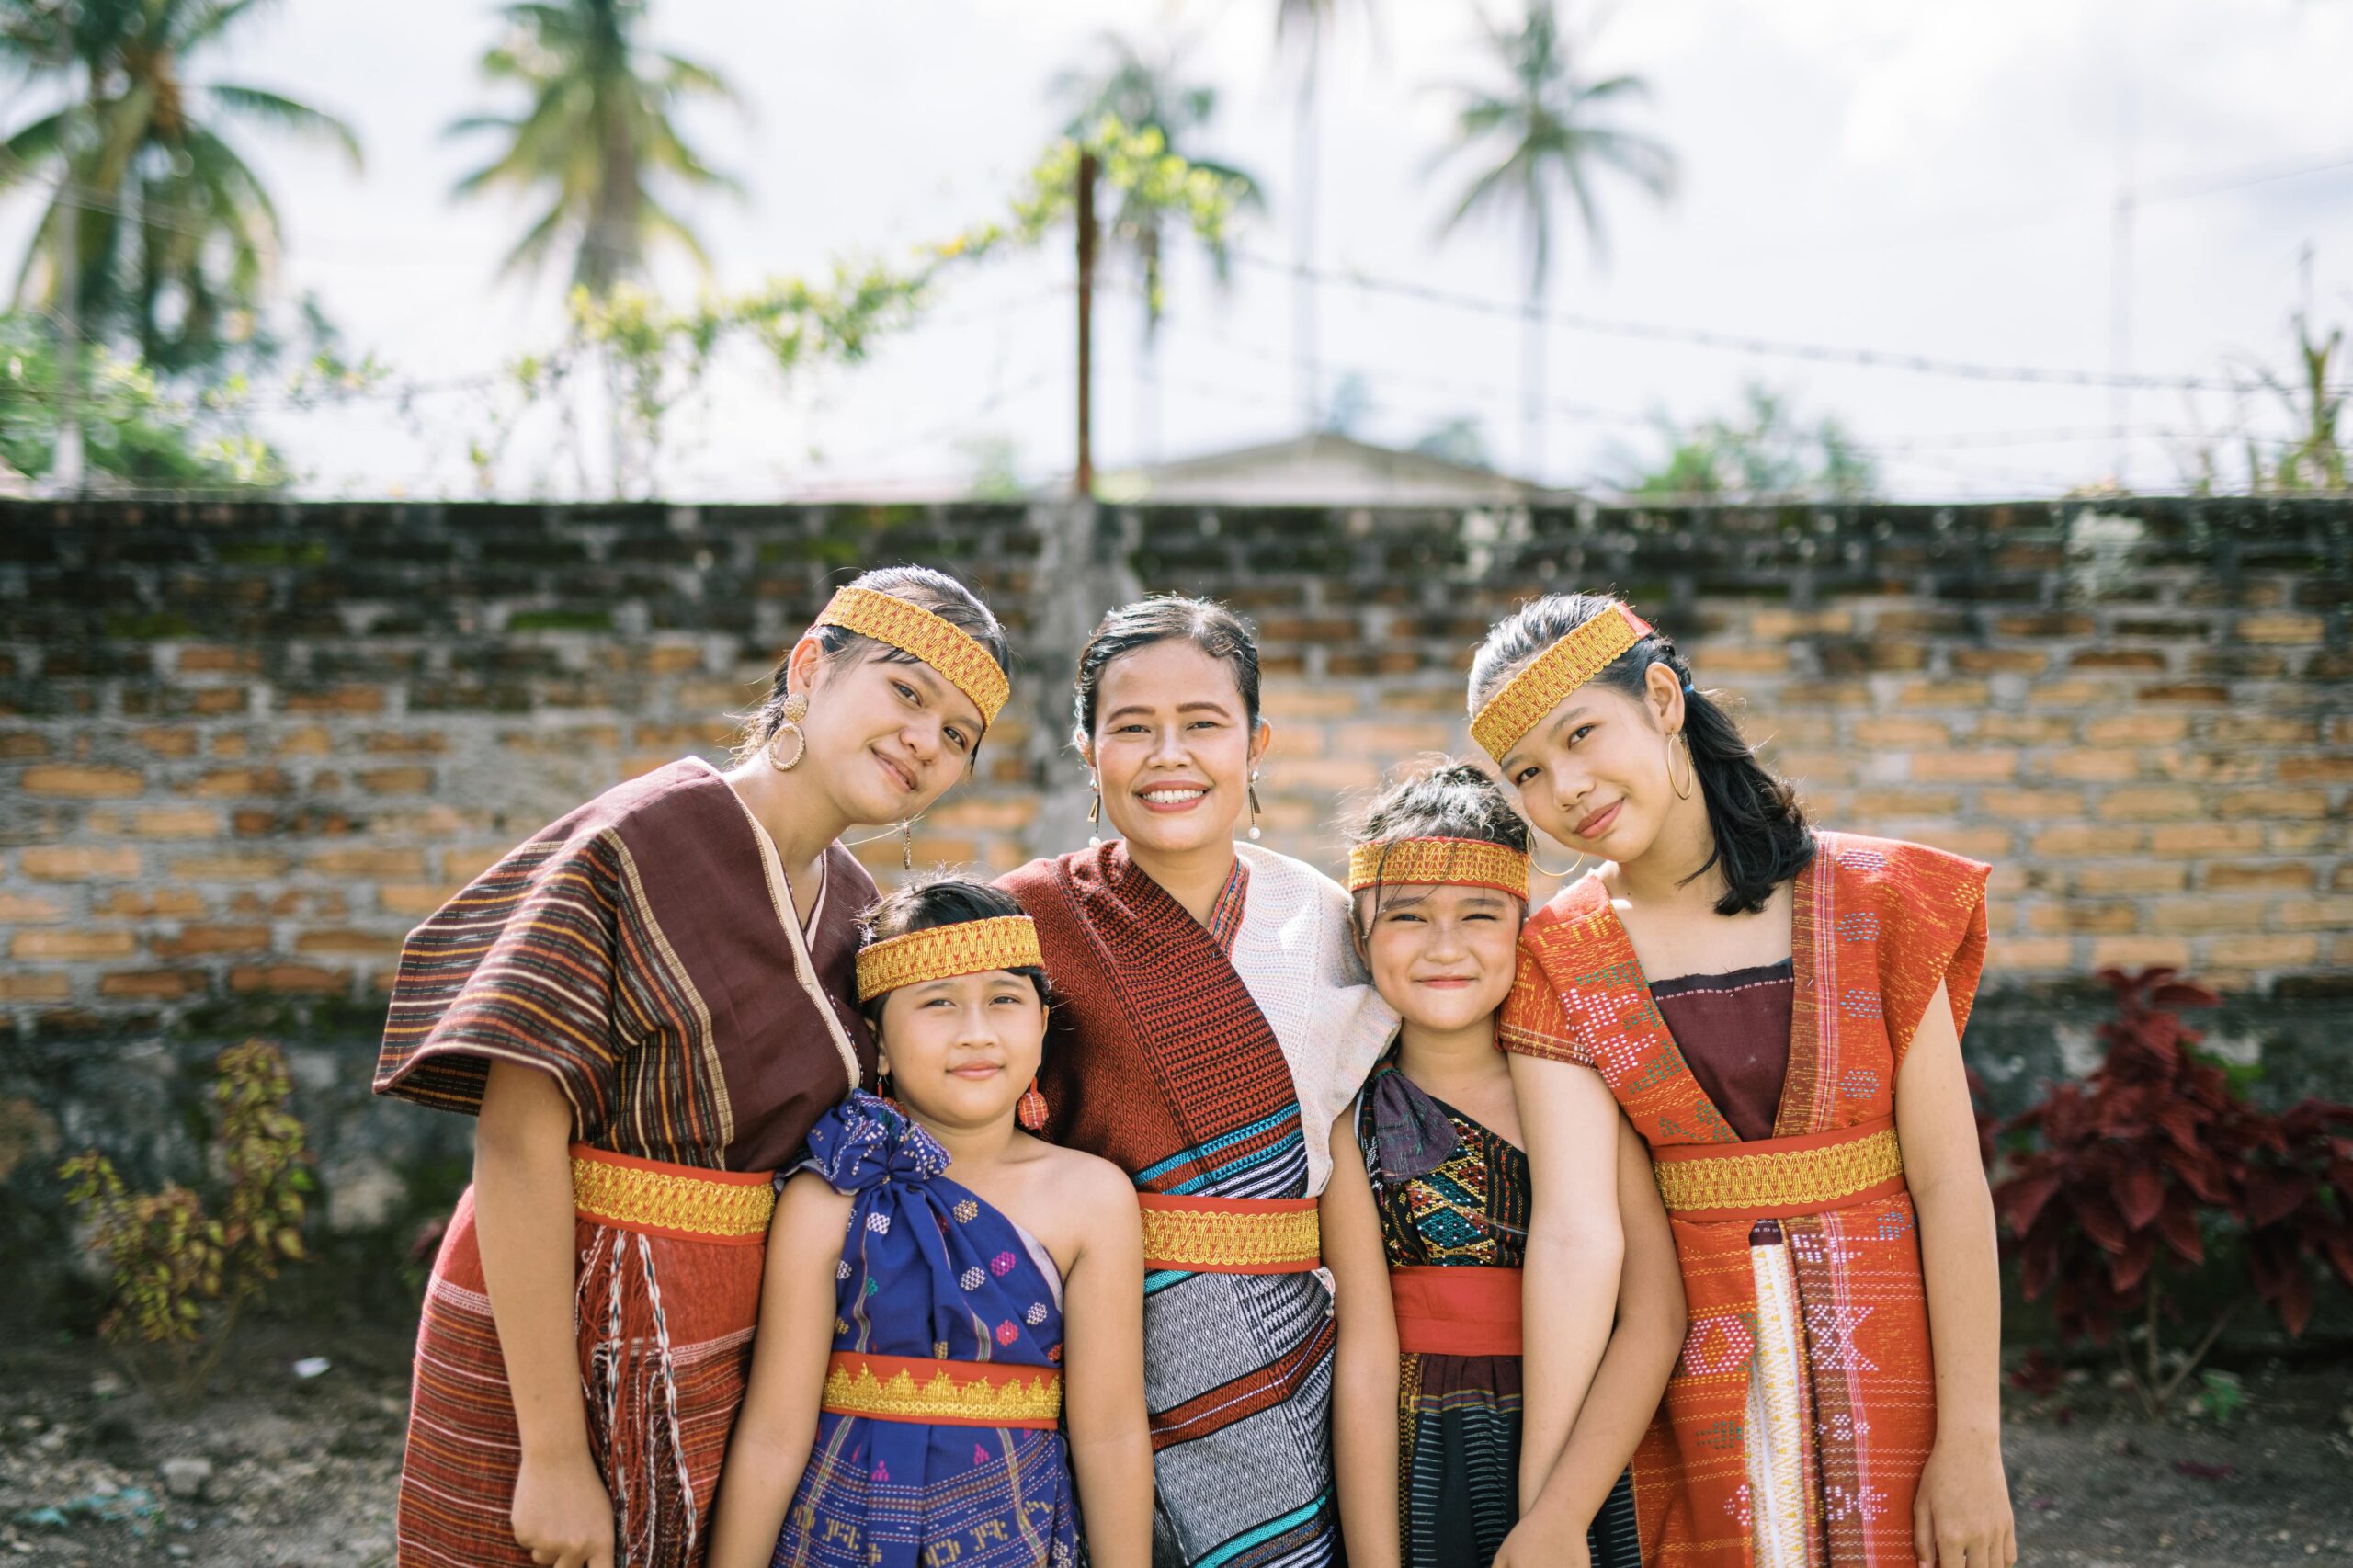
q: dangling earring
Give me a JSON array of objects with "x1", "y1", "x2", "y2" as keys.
[
  {"x1": 765, "y1": 691, "x2": 810, "y2": 771},
  {"x1": 1086, "y1": 774, "x2": 1102, "y2": 848},
  {"x1": 1667, "y1": 732, "x2": 1696, "y2": 801},
  {"x1": 875, "y1": 1058, "x2": 896, "y2": 1107},
  {"x1": 1017, "y1": 1076, "x2": 1048, "y2": 1131},
  {"x1": 899, "y1": 818, "x2": 915, "y2": 871},
  {"x1": 1531, "y1": 842, "x2": 1583, "y2": 879},
  {"x1": 1246, "y1": 768, "x2": 1263, "y2": 842}
]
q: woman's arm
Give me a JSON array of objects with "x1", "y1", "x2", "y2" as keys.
[
  {"x1": 705, "y1": 1175, "x2": 853, "y2": 1568},
  {"x1": 1060, "y1": 1159, "x2": 1154, "y2": 1568},
  {"x1": 1499, "y1": 1116, "x2": 1686, "y2": 1565},
  {"x1": 1506, "y1": 1052, "x2": 1625, "y2": 1515},
  {"x1": 1896, "y1": 978, "x2": 2017, "y2": 1568},
  {"x1": 474, "y1": 1062, "x2": 612, "y2": 1568},
  {"x1": 1323, "y1": 1113, "x2": 1403, "y2": 1568}
]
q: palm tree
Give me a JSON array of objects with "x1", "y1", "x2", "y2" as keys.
[
  {"x1": 449, "y1": 0, "x2": 741, "y2": 296},
  {"x1": 1431, "y1": 0, "x2": 1675, "y2": 478},
  {"x1": 1274, "y1": 0, "x2": 1374, "y2": 431},
  {"x1": 1053, "y1": 28, "x2": 1261, "y2": 460},
  {"x1": 0, "y1": 0, "x2": 362, "y2": 374}
]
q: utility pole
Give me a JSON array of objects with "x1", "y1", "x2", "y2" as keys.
[
  {"x1": 1074, "y1": 149, "x2": 1097, "y2": 499},
  {"x1": 50, "y1": 11, "x2": 85, "y2": 496}
]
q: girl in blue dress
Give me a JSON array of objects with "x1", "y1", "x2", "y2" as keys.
[{"x1": 709, "y1": 879, "x2": 1152, "y2": 1568}]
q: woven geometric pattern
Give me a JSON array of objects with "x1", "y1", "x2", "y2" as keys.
[
  {"x1": 1347, "y1": 835, "x2": 1530, "y2": 901},
  {"x1": 1650, "y1": 1123, "x2": 1904, "y2": 1217},
  {"x1": 1469, "y1": 601, "x2": 1652, "y2": 759},
  {"x1": 820, "y1": 1351, "x2": 1063, "y2": 1429},
  {"x1": 854, "y1": 914, "x2": 1042, "y2": 1002},
  {"x1": 815, "y1": 585, "x2": 1010, "y2": 724},
  {"x1": 570, "y1": 1148, "x2": 777, "y2": 1239}
]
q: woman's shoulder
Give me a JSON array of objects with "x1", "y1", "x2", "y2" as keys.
[
  {"x1": 1811, "y1": 829, "x2": 1991, "y2": 898},
  {"x1": 1235, "y1": 842, "x2": 1353, "y2": 922}
]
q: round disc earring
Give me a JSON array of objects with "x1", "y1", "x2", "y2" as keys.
[{"x1": 766, "y1": 691, "x2": 810, "y2": 771}]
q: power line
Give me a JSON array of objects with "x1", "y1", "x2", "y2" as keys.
[{"x1": 1232, "y1": 249, "x2": 2347, "y2": 395}]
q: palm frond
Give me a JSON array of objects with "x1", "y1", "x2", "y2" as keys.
[{"x1": 207, "y1": 85, "x2": 362, "y2": 168}]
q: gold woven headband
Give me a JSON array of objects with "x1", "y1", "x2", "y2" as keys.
[
  {"x1": 1470, "y1": 603, "x2": 1653, "y2": 760},
  {"x1": 816, "y1": 585, "x2": 1010, "y2": 727},
  {"x1": 1347, "y1": 837, "x2": 1531, "y2": 902},
  {"x1": 856, "y1": 915, "x2": 1044, "y2": 1003}
]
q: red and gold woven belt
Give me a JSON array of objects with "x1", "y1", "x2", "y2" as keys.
[
  {"x1": 1390, "y1": 1266, "x2": 1523, "y2": 1357},
  {"x1": 1649, "y1": 1116, "x2": 1905, "y2": 1221},
  {"x1": 568, "y1": 1144, "x2": 775, "y2": 1245},
  {"x1": 1137, "y1": 1193, "x2": 1322, "y2": 1274},
  {"x1": 821, "y1": 1350, "x2": 1063, "y2": 1430}
]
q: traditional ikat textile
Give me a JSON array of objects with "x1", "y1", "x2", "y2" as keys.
[
  {"x1": 1500, "y1": 832, "x2": 1989, "y2": 1568},
  {"x1": 1001, "y1": 842, "x2": 1395, "y2": 1568},
  {"x1": 1354, "y1": 1053, "x2": 1642, "y2": 1568},
  {"x1": 769, "y1": 1093, "x2": 1076, "y2": 1568},
  {"x1": 378, "y1": 757, "x2": 877, "y2": 1567}
]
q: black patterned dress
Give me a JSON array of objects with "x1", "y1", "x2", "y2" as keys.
[{"x1": 1354, "y1": 1051, "x2": 1643, "y2": 1568}]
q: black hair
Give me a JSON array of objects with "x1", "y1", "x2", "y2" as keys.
[
  {"x1": 740, "y1": 565, "x2": 1011, "y2": 761},
  {"x1": 1467, "y1": 594, "x2": 1813, "y2": 916},
  {"x1": 1342, "y1": 758, "x2": 1532, "y2": 936},
  {"x1": 1070, "y1": 595, "x2": 1262, "y2": 748},
  {"x1": 856, "y1": 875, "x2": 1051, "y2": 1026}
]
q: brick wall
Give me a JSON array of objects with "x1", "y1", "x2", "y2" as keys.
[{"x1": 2, "y1": 497, "x2": 2347, "y2": 1295}]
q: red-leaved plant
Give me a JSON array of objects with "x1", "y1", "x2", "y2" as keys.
[{"x1": 1993, "y1": 968, "x2": 2353, "y2": 1414}]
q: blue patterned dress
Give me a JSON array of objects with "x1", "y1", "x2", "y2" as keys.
[{"x1": 771, "y1": 1092, "x2": 1079, "y2": 1568}]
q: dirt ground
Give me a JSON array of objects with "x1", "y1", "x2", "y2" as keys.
[{"x1": 1, "y1": 1320, "x2": 2348, "y2": 1567}]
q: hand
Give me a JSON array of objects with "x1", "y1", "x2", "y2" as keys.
[
  {"x1": 1913, "y1": 1430, "x2": 2016, "y2": 1568},
  {"x1": 511, "y1": 1448, "x2": 615, "y2": 1568},
  {"x1": 1493, "y1": 1511, "x2": 1591, "y2": 1568}
]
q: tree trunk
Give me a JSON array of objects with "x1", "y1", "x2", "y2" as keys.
[{"x1": 1074, "y1": 151, "x2": 1098, "y2": 499}]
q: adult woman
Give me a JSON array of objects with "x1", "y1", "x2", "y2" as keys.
[
  {"x1": 998, "y1": 596, "x2": 1396, "y2": 1568},
  {"x1": 375, "y1": 567, "x2": 1012, "y2": 1568},
  {"x1": 1473, "y1": 594, "x2": 2015, "y2": 1568}
]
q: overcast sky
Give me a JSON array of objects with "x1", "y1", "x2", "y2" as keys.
[{"x1": 6, "y1": 0, "x2": 2350, "y2": 500}]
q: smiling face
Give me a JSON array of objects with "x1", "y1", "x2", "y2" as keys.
[
  {"x1": 796, "y1": 639, "x2": 988, "y2": 827},
  {"x1": 1495, "y1": 661, "x2": 1687, "y2": 864},
  {"x1": 1358, "y1": 881, "x2": 1521, "y2": 1034},
  {"x1": 875, "y1": 969, "x2": 1047, "y2": 1131},
  {"x1": 1084, "y1": 639, "x2": 1268, "y2": 860}
]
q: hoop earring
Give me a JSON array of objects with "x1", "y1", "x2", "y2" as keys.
[
  {"x1": 1086, "y1": 775, "x2": 1102, "y2": 848},
  {"x1": 1667, "y1": 732, "x2": 1695, "y2": 801},
  {"x1": 1531, "y1": 843, "x2": 1584, "y2": 880},
  {"x1": 1246, "y1": 768, "x2": 1263, "y2": 843},
  {"x1": 765, "y1": 692, "x2": 810, "y2": 772}
]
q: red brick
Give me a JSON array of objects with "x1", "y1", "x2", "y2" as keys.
[
  {"x1": 1973, "y1": 715, "x2": 2076, "y2": 744},
  {"x1": 2214, "y1": 789, "x2": 2329, "y2": 820},
  {"x1": 277, "y1": 726, "x2": 335, "y2": 756},
  {"x1": 2069, "y1": 649, "x2": 2167, "y2": 672},
  {"x1": 176, "y1": 644, "x2": 259, "y2": 674},
  {"x1": 128, "y1": 806, "x2": 223, "y2": 838},
  {"x1": 2204, "y1": 862, "x2": 2313, "y2": 891},
  {"x1": 1849, "y1": 789, "x2": 1962, "y2": 818},
  {"x1": 0, "y1": 892, "x2": 67, "y2": 923},
  {"x1": 1910, "y1": 752, "x2": 2017, "y2": 783},
  {"x1": 1851, "y1": 718, "x2": 1949, "y2": 747},
  {"x1": 210, "y1": 733, "x2": 249, "y2": 758},
  {"x1": 282, "y1": 687, "x2": 386, "y2": 715},
  {"x1": 136, "y1": 727, "x2": 199, "y2": 757},
  {"x1": 295, "y1": 929, "x2": 403, "y2": 957},
  {"x1": 13, "y1": 929, "x2": 135, "y2": 959},
  {"x1": 1909, "y1": 825, "x2": 2013, "y2": 861},
  {"x1": 228, "y1": 965, "x2": 347, "y2": 994},
  {"x1": 181, "y1": 767, "x2": 290, "y2": 798},
  {"x1": 2027, "y1": 903, "x2": 2137, "y2": 934},
  {"x1": 2149, "y1": 823, "x2": 2264, "y2": 855},
  {"x1": 170, "y1": 852, "x2": 290, "y2": 881},
  {"x1": 361, "y1": 731, "x2": 449, "y2": 755},
  {"x1": 2046, "y1": 751, "x2": 2139, "y2": 782},
  {"x1": 2278, "y1": 756, "x2": 2353, "y2": 784},
  {"x1": 1981, "y1": 790, "x2": 2081, "y2": 821},
  {"x1": 99, "y1": 971, "x2": 206, "y2": 999},
  {"x1": 0, "y1": 972, "x2": 72, "y2": 1002},
  {"x1": 2209, "y1": 935, "x2": 2318, "y2": 968},
  {"x1": 2030, "y1": 824, "x2": 2143, "y2": 857},
  {"x1": 379, "y1": 883, "x2": 463, "y2": 917},
  {"x1": 2090, "y1": 937, "x2": 2191, "y2": 969},
  {"x1": 92, "y1": 888, "x2": 205, "y2": 917},
  {"x1": 1336, "y1": 722, "x2": 1456, "y2": 755},
  {"x1": 2072, "y1": 864, "x2": 2186, "y2": 894},
  {"x1": 2238, "y1": 613, "x2": 2323, "y2": 644},
  {"x1": 22, "y1": 765, "x2": 143, "y2": 798},
  {"x1": 2149, "y1": 899, "x2": 2270, "y2": 933},
  {"x1": 1268, "y1": 760, "x2": 1381, "y2": 793},
  {"x1": 2274, "y1": 899, "x2": 2353, "y2": 931},
  {"x1": 2027, "y1": 680, "x2": 2107, "y2": 708},
  {"x1": 1988, "y1": 937, "x2": 2074, "y2": 971},
  {"x1": 2086, "y1": 714, "x2": 2188, "y2": 745},
  {"x1": 1896, "y1": 681, "x2": 1989, "y2": 709},
  {"x1": 308, "y1": 847, "x2": 428, "y2": 877},
  {"x1": 2095, "y1": 787, "x2": 2201, "y2": 821},
  {"x1": 20, "y1": 846, "x2": 141, "y2": 880},
  {"x1": 2210, "y1": 716, "x2": 2317, "y2": 744},
  {"x1": 358, "y1": 767, "x2": 435, "y2": 795},
  {"x1": 0, "y1": 731, "x2": 52, "y2": 758},
  {"x1": 190, "y1": 688, "x2": 249, "y2": 715},
  {"x1": 151, "y1": 925, "x2": 270, "y2": 957},
  {"x1": 1953, "y1": 648, "x2": 2048, "y2": 675}
]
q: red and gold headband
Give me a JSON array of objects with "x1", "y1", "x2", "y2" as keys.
[
  {"x1": 1346, "y1": 836, "x2": 1531, "y2": 902},
  {"x1": 817, "y1": 585, "x2": 1010, "y2": 728},
  {"x1": 856, "y1": 915, "x2": 1044, "y2": 1003},
  {"x1": 1470, "y1": 603, "x2": 1652, "y2": 761}
]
